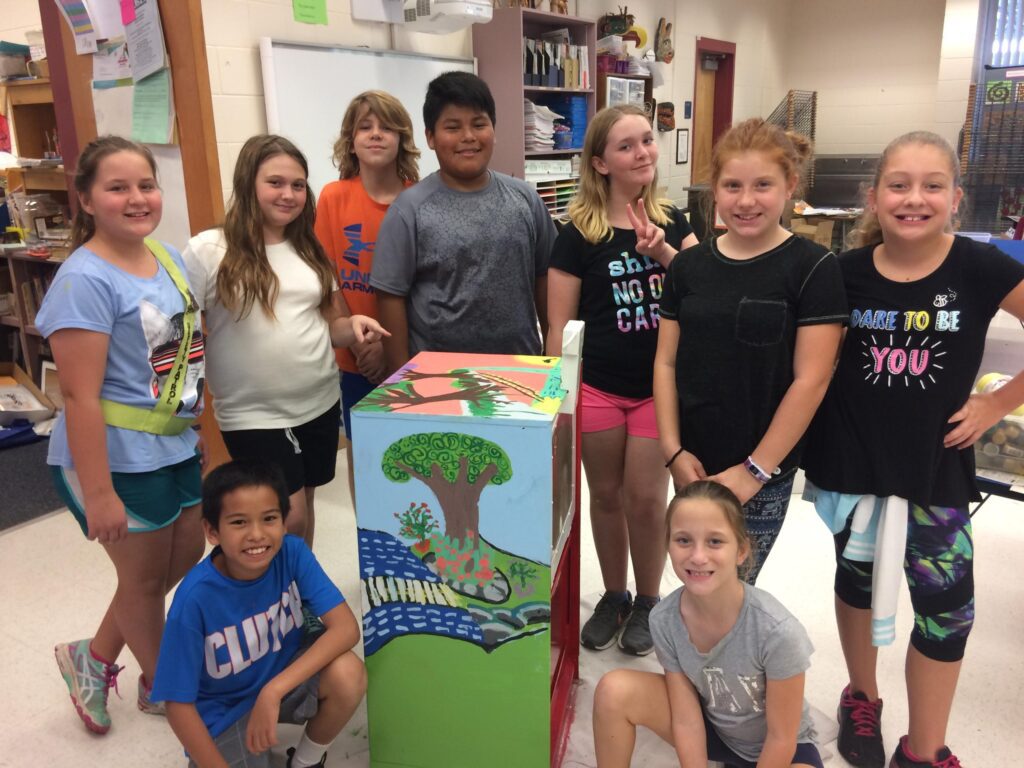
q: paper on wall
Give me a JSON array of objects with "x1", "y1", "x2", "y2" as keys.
[
  {"x1": 123, "y1": 0, "x2": 167, "y2": 82},
  {"x1": 85, "y1": 0, "x2": 128, "y2": 41},
  {"x1": 131, "y1": 68, "x2": 174, "y2": 144},
  {"x1": 92, "y1": 38, "x2": 133, "y2": 87},
  {"x1": 293, "y1": 0, "x2": 328, "y2": 25},
  {"x1": 93, "y1": 81, "x2": 133, "y2": 136},
  {"x1": 55, "y1": 0, "x2": 98, "y2": 54}
]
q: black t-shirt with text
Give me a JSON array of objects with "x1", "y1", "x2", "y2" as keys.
[
  {"x1": 660, "y1": 235, "x2": 848, "y2": 477},
  {"x1": 804, "y1": 236, "x2": 1024, "y2": 507},
  {"x1": 550, "y1": 206, "x2": 694, "y2": 398}
]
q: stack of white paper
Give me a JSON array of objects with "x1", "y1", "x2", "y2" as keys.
[{"x1": 524, "y1": 100, "x2": 564, "y2": 151}]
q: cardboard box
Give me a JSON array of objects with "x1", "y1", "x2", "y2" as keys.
[
  {"x1": 790, "y1": 216, "x2": 835, "y2": 249},
  {"x1": 0, "y1": 362, "x2": 55, "y2": 425}
]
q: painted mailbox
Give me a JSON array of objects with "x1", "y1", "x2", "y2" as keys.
[{"x1": 352, "y1": 351, "x2": 578, "y2": 768}]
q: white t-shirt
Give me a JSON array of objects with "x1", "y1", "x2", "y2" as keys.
[{"x1": 182, "y1": 229, "x2": 338, "y2": 431}]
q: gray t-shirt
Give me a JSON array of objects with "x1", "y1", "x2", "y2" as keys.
[
  {"x1": 370, "y1": 170, "x2": 554, "y2": 357},
  {"x1": 650, "y1": 583, "x2": 817, "y2": 762}
]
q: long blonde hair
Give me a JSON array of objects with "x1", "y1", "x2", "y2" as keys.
[
  {"x1": 332, "y1": 91, "x2": 420, "y2": 183},
  {"x1": 568, "y1": 105, "x2": 671, "y2": 244},
  {"x1": 71, "y1": 136, "x2": 158, "y2": 251},
  {"x1": 848, "y1": 131, "x2": 962, "y2": 250},
  {"x1": 217, "y1": 135, "x2": 334, "y2": 320}
]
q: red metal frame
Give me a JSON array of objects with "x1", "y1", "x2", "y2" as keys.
[{"x1": 549, "y1": 397, "x2": 582, "y2": 767}]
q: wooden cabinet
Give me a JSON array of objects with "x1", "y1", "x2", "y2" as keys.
[
  {"x1": 1, "y1": 79, "x2": 59, "y2": 160},
  {"x1": 0, "y1": 248, "x2": 62, "y2": 384},
  {"x1": 474, "y1": 7, "x2": 596, "y2": 217}
]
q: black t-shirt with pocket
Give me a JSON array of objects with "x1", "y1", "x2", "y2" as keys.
[
  {"x1": 803, "y1": 236, "x2": 1024, "y2": 507},
  {"x1": 660, "y1": 235, "x2": 848, "y2": 477},
  {"x1": 550, "y1": 206, "x2": 694, "y2": 398}
]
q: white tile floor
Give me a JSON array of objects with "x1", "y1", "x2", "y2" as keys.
[{"x1": 0, "y1": 451, "x2": 1021, "y2": 767}]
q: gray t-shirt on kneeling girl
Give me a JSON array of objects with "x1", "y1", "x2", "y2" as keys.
[
  {"x1": 650, "y1": 582, "x2": 817, "y2": 762},
  {"x1": 370, "y1": 170, "x2": 554, "y2": 358}
]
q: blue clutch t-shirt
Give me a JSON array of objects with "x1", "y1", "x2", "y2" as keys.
[{"x1": 151, "y1": 535, "x2": 345, "y2": 738}]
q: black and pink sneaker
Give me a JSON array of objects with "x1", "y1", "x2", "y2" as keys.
[
  {"x1": 890, "y1": 736, "x2": 963, "y2": 768},
  {"x1": 837, "y1": 685, "x2": 885, "y2": 767}
]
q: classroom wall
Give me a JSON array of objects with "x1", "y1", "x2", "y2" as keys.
[
  {"x1": 0, "y1": 0, "x2": 41, "y2": 48},
  {"x1": 201, "y1": 0, "x2": 472, "y2": 204},
  {"x1": 779, "y1": 0, "x2": 950, "y2": 155},
  {"x1": 0, "y1": 0, "x2": 982, "y2": 207},
  {"x1": 574, "y1": 0, "x2": 791, "y2": 201},
  {"x1": 935, "y1": 0, "x2": 982, "y2": 148}
]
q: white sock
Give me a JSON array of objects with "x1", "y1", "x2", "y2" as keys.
[{"x1": 291, "y1": 730, "x2": 332, "y2": 767}]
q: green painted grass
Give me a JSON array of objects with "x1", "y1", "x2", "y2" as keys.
[{"x1": 366, "y1": 632, "x2": 551, "y2": 768}]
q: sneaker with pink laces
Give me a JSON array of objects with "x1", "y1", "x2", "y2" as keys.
[
  {"x1": 890, "y1": 736, "x2": 963, "y2": 768},
  {"x1": 837, "y1": 684, "x2": 885, "y2": 767},
  {"x1": 54, "y1": 638, "x2": 122, "y2": 734}
]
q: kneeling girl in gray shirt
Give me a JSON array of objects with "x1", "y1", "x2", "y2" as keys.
[{"x1": 592, "y1": 481, "x2": 822, "y2": 768}]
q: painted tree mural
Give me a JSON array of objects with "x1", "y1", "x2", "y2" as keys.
[{"x1": 382, "y1": 432, "x2": 513, "y2": 543}]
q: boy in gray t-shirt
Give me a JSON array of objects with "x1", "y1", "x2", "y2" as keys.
[
  {"x1": 371, "y1": 72, "x2": 553, "y2": 372},
  {"x1": 649, "y1": 582, "x2": 818, "y2": 763}
]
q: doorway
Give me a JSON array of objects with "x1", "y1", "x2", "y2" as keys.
[{"x1": 691, "y1": 37, "x2": 736, "y2": 185}]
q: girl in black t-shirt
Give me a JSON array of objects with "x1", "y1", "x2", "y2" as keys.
[
  {"x1": 802, "y1": 132, "x2": 1024, "y2": 768},
  {"x1": 652, "y1": 119, "x2": 847, "y2": 582},
  {"x1": 547, "y1": 106, "x2": 698, "y2": 657}
]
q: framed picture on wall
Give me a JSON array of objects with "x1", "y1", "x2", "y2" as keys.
[{"x1": 675, "y1": 128, "x2": 689, "y2": 165}]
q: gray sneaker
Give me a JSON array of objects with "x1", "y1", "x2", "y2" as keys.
[
  {"x1": 137, "y1": 674, "x2": 165, "y2": 716},
  {"x1": 581, "y1": 592, "x2": 632, "y2": 650},
  {"x1": 618, "y1": 595, "x2": 659, "y2": 656}
]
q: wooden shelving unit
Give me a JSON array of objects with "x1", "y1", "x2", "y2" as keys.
[
  {"x1": 0, "y1": 78, "x2": 58, "y2": 160},
  {"x1": 0, "y1": 247, "x2": 64, "y2": 384},
  {"x1": 474, "y1": 7, "x2": 596, "y2": 219}
]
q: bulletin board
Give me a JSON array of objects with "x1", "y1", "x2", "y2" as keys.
[{"x1": 259, "y1": 39, "x2": 476, "y2": 198}]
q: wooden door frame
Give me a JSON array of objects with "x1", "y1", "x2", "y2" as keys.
[
  {"x1": 37, "y1": 0, "x2": 222, "y2": 231},
  {"x1": 694, "y1": 37, "x2": 736, "y2": 148}
]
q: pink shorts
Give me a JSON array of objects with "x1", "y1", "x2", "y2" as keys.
[{"x1": 580, "y1": 382, "x2": 659, "y2": 438}]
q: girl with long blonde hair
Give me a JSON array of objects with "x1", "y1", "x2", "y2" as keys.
[{"x1": 547, "y1": 105, "x2": 698, "y2": 656}]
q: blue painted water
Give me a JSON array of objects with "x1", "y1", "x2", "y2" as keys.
[
  {"x1": 363, "y1": 603, "x2": 484, "y2": 655},
  {"x1": 359, "y1": 528, "x2": 438, "y2": 581}
]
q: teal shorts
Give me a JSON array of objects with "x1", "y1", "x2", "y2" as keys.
[{"x1": 52, "y1": 454, "x2": 202, "y2": 537}]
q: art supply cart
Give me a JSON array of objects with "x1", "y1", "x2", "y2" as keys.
[{"x1": 352, "y1": 342, "x2": 582, "y2": 768}]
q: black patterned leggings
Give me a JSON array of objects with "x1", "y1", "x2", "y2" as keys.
[
  {"x1": 834, "y1": 502, "x2": 975, "y2": 662},
  {"x1": 743, "y1": 473, "x2": 796, "y2": 584}
]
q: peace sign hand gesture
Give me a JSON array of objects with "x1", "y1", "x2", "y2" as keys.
[{"x1": 625, "y1": 199, "x2": 676, "y2": 267}]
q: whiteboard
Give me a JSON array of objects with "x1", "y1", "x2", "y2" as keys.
[{"x1": 259, "y1": 39, "x2": 476, "y2": 199}]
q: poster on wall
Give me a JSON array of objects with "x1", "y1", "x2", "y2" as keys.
[
  {"x1": 123, "y1": 0, "x2": 167, "y2": 82},
  {"x1": 675, "y1": 127, "x2": 689, "y2": 164}
]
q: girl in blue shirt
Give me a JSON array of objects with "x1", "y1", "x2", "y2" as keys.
[{"x1": 38, "y1": 136, "x2": 206, "y2": 735}]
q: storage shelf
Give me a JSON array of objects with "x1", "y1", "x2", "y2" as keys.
[
  {"x1": 473, "y1": 5, "x2": 596, "y2": 208},
  {"x1": 0, "y1": 315, "x2": 20, "y2": 328},
  {"x1": 524, "y1": 86, "x2": 594, "y2": 94},
  {"x1": 526, "y1": 148, "x2": 582, "y2": 156}
]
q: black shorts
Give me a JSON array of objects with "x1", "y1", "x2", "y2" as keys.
[{"x1": 221, "y1": 400, "x2": 341, "y2": 495}]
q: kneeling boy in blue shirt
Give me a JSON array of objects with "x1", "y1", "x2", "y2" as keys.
[{"x1": 153, "y1": 459, "x2": 366, "y2": 768}]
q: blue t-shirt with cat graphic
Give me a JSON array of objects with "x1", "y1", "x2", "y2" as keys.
[{"x1": 35, "y1": 243, "x2": 204, "y2": 472}]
